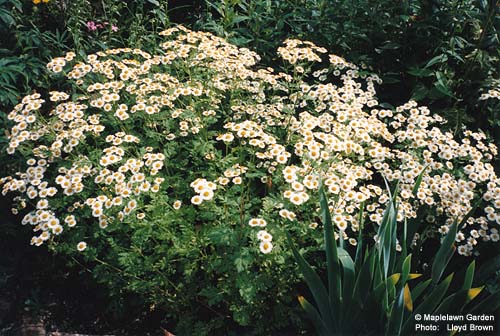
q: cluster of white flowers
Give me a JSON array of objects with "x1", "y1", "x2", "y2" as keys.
[
  {"x1": 190, "y1": 178, "x2": 217, "y2": 205},
  {"x1": 257, "y1": 230, "x2": 273, "y2": 254},
  {"x1": 479, "y1": 84, "x2": 500, "y2": 100},
  {"x1": 1, "y1": 26, "x2": 499, "y2": 257}
]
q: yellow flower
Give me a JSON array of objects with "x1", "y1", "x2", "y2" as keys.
[{"x1": 33, "y1": 0, "x2": 41, "y2": 4}]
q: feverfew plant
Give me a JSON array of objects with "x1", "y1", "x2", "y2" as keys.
[{"x1": 1, "y1": 26, "x2": 499, "y2": 333}]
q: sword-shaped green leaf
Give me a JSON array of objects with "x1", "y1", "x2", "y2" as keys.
[
  {"x1": 412, "y1": 166, "x2": 427, "y2": 197},
  {"x1": 387, "y1": 284, "x2": 406, "y2": 336},
  {"x1": 387, "y1": 276, "x2": 397, "y2": 305},
  {"x1": 339, "y1": 247, "x2": 355, "y2": 323},
  {"x1": 286, "y1": 232, "x2": 334, "y2": 330},
  {"x1": 462, "y1": 260, "x2": 475, "y2": 291},
  {"x1": 411, "y1": 278, "x2": 432, "y2": 302},
  {"x1": 353, "y1": 250, "x2": 375, "y2": 308},
  {"x1": 354, "y1": 202, "x2": 365, "y2": 270},
  {"x1": 298, "y1": 295, "x2": 330, "y2": 336},
  {"x1": 339, "y1": 248, "x2": 355, "y2": 295},
  {"x1": 433, "y1": 290, "x2": 469, "y2": 315},
  {"x1": 468, "y1": 290, "x2": 500, "y2": 315},
  {"x1": 319, "y1": 182, "x2": 341, "y2": 321},
  {"x1": 378, "y1": 198, "x2": 397, "y2": 279},
  {"x1": 431, "y1": 219, "x2": 458, "y2": 285},
  {"x1": 400, "y1": 254, "x2": 412, "y2": 289}
]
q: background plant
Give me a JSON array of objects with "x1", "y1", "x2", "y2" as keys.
[
  {"x1": 0, "y1": 0, "x2": 172, "y2": 112},
  {"x1": 0, "y1": 0, "x2": 68, "y2": 107}
]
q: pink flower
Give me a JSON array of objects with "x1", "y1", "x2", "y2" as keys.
[
  {"x1": 86, "y1": 21, "x2": 97, "y2": 32},
  {"x1": 85, "y1": 20, "x2": 117, "y2": 33}
]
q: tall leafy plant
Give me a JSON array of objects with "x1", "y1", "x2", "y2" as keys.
[{"x1": 288, "y1": 181, "x2": 500, "y2": 335}]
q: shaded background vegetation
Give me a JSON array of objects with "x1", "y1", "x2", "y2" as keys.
[{"x1": 0, "y1": 0, "x2": 498, "y2": 334}]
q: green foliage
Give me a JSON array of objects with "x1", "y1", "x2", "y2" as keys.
[
  {"x1": 62, "y1": 0, "x2": 170, "y2": 53},
  {"x1": 0, "y1": 0, "x2": 63, "y2": 107},
  {"x1": 289, "y1": 182, "x2": 499, "y2": 335},
  {"x1": 0, "y1": 0, "x2": 172, "y2": 112}
]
